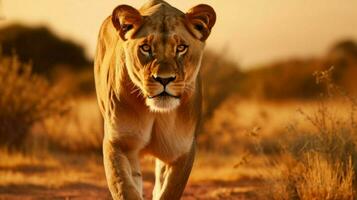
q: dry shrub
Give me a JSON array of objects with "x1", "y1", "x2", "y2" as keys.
[
  {"x1": 262, "y1": 67, "x2": 357, "y2": 199},
  {"x1": 43, "y1": 98, "x2": 103, "y2": 153},
  {"x1": 0, "y1": 55, "x2": 67, "y2": 149},
  {"x1": 270, "y1": 153, "x2": 354, "y2": 200}
]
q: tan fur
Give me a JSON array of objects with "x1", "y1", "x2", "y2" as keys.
[{"x1": 94, "y1": 0, "x2": 215, "y2": 199}]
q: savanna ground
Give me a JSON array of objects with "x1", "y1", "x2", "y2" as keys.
[
  {"x1": 2, "y1": 96, "x2": 356, "y2": 199},
  {"x1": 0, "y1": 97, "x2": 265, "y2": 200}
]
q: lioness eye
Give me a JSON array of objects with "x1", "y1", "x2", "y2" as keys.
[
  {"x1": 176, "y1": 45, "x2": 188, "y2": 54},
  {"x1": 140, "y1": 44, "x2": 151, "y2": 53}
]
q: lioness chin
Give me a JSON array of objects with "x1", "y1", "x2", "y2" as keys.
[{"x1": 94, "y1": 0, "x2": 215, "y2": 199}]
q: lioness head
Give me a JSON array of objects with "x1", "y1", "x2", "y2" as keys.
[{"x1": 111, "y1": 0, "x2": 216, "y2": 112}]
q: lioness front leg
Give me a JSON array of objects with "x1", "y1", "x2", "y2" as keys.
[
  {"x1": 103, "y1": 138, "x2": 143, "y2": 200},
  {"x1": 153, "y1": 144, "x2": 195, "y2": 200}
]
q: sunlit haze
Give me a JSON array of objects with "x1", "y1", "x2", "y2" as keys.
[{"x1": 1, "y1": 0, "x2": 357, "y2": 69}]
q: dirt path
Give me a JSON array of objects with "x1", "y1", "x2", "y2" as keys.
[
  {"x1": 0, "y1": 178, "x2": 261, "y2": 200},
  {"x1": 0, "y1": 152, "x2": 263, "y2": 200}
]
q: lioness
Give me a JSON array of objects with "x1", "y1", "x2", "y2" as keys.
[{"x1": 94, "y1": 0, "x2": 215, "y2": 199}]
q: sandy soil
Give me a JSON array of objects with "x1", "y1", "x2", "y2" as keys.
[
  {"x1": 0, "y1": 179, "x2": 261, "y2": 200},
  {"x1": 0, "y1": 161, "x2": 261, "y2": 200}
]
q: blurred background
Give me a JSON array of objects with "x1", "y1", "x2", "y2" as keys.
[{"x1": 1, "y1": 0, "x2": 357, "y2": 199}]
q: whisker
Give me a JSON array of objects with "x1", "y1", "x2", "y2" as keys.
[
  {"x1": 136, "y1": 91, "x2": 142, "y2": 98},
  {"x1": 131, "y1": 87, "x2": 141, "y2": 94}
]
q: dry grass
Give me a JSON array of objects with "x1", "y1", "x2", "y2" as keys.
[
  {"x1": 191, "y1": 152, "x2": 264, "y2": 183},
  {"x1": 297, "y1": 153, "x2": 353, "y2": 199},
  {"x1": 0, "y1": 55, "x2": 67, "y2": 150},
  {"x1": 198, "y1": 68, "x2": 357, "y2": 199},
  {"x1": 200, "y1": 97, "x2": 336, "y2": 154},
  {"x1": 258, "y1": 68, "x2": 357, "y2": 200},
  {"x1": 0, "y1": 54, "x2": 102, "y2": 153},
  {"x1": 0, "y1": 149, "x2": 106, "y2": 188},
  {"x1": 0, "y1": 148, "x2": 57, "y2": 169},
  {"x1": 42, "y1": 98, "x2": 103, "y2": 153}
]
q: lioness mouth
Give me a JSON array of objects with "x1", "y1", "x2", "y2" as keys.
[{"x1": 148, "y1": 92, "x2": 180, "y2": 99}]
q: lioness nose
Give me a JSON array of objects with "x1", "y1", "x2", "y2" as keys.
[{"x1": 153, "y1": 76, "x2": 176, "y2": 86}]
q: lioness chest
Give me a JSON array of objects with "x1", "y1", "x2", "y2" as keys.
[
  {"x1": 143, "y1": 114, "x2": 195, "y2": 163},
  {"x1": 114, "y1": 111, "x2": 195, "y2": 163}
]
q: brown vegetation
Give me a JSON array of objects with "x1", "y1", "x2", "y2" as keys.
[
  {"x1": 0, "y1": 24, "x2": 91, "y2": 75},
  {"x1": 0, "y1": 55, "x2": 67, "y2": 150},
  {"x1": 238, "y1": 40, "x2": 357, "y2": 99},
  {"x1": 255, "y1": 68, "x2": 357, "y2": 199}
]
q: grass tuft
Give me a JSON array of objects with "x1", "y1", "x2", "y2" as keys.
[
  {"x1": 252, "y1": 67, "x2": 357, "y2": 200},
  {"x1": 0, "y1": 55, "x2": 68, "y2": 150}
]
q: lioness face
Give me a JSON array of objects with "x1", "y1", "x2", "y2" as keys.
[
  {"x1": 124, "y1": 19, "x2": 205, "y2": 112},
  {"x1": 112, "y1": 3, "x2": 216, "y2": 112}
]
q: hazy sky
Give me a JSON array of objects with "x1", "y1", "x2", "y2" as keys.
[{"x1": 1, "y1": 0, "x2": 357, "y2": 69}]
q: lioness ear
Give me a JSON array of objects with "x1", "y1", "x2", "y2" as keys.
[
  {"x1": 112, "y1": 5, "x2": 143, "y2": 40},
  {"x1": 185, "y1": 4, "x2": 216, "y2": 41}
]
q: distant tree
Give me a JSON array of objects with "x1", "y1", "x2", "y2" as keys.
[
  {"x1": 0, "y1": 24, "x2": 90, "y2": 74},
  {"x1": 329, "y1": 40, "x2": 357, "y2": 58},
  {"x1": 325, "y1": 40, "x2": 357, "y2": 93},
  {"x1": 201, "y1": 50, "x2": 242, "y2": 120}
]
